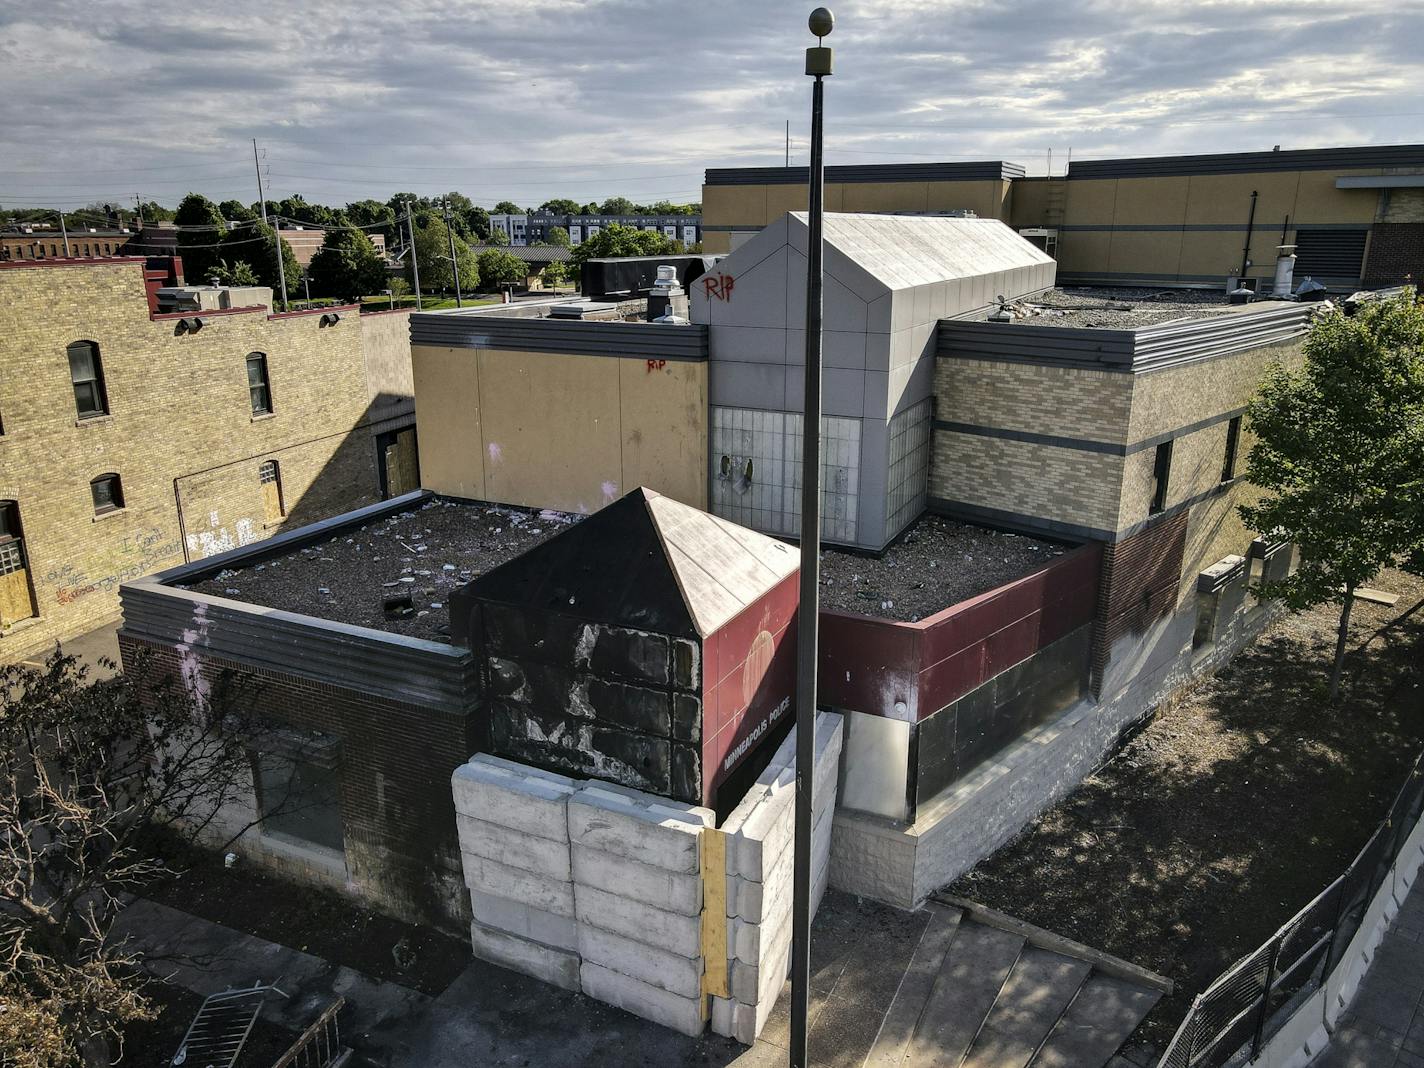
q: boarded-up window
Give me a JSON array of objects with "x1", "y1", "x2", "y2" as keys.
[
  {"x1": 259, "y1": 460, "x2": 284, "y2": 523},
  {"x1": 0, "y1": 501, "x2": 36, "y2": 626}
]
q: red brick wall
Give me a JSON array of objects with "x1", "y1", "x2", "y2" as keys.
[
  {"x1": 120, "y1": 634, "x2": 478, "y2": 933},
  {"x1": 1365, "y1": 224, "x2": 1424, "y2": 287},
  {"x1": 1091, "y1": 512, "x2": 1189, "y2": 694}
]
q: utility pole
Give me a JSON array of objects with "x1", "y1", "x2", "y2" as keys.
[
  {"x1": 792, "y1": 9, "x2": 832, "y2": 1068},
  {"x1": 253, "y1": 138, "x2": 288, "y2": 310},
  {"x1": 59, "y1": 212, "x2": 71, "y2": 257},
  {"x1": 134, "y1": 194, "x2": 143, "y2": 228},
  {"x1": 442, "y1": 197, "x2": 464, "y2": 307},
  {"x1": 405, "y1": 198, "x2": 423, "y2": 310},
  {"x1": 786, "y1": 119, "x2": 791, "y2": 167}
]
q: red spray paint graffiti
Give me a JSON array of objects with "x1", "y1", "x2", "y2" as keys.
[{"x1": 702, "y1": 274, "x2": 735, "y2": 301}]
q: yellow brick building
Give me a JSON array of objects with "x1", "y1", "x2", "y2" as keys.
[{"x1": 0, "y1": 257, "x2": 414, "y2": 661}]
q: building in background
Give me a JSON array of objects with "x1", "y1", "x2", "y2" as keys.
[
  {"x1": 280, "y1": 226, "x2": 387, "y2": 268},
  {"x1": 1, "y1": 224, "x2": 139, "y2": 261},
  {"x1": 466, "y1": 243, "x2": 573, "y2": 289},
  {"x1": 489, "y1": 211, "x2": 702, "y2": 248},
  {"x1": 0, "y1": 255, "x2": 416, "y2": 661},
  {"x1": 702, "y1": 143, "x2": 1424, "y2": 290}
]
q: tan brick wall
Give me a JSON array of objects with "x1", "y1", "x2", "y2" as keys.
[
  {"x1": 935, "y1": 358, "x2": 1133, "y2": 442},
  {"x1": 1126, "y1": 338, "x2": 1303, "y2": 442},
  {"x1": 0, "y1": 261, "x2": 379, "y2": 661},
  {"x1": 930, "y1": 431, "x2": 1123, "y2": 534}
]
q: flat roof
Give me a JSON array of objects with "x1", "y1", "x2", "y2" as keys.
[
  {"x1": 181, "y1": 498, "x2": 580, "y2": 644},
  {"x1": 987, "y1": 286, "x2": 1241, "y2": 329}
]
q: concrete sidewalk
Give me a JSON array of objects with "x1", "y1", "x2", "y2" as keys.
[{"x1": 1311, "y1": 873, "x2": 1424, "y2": 1068}]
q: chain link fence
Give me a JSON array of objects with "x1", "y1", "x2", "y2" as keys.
[{"x1": 1158, "y1": 754, "x2": 1424, "y2": 1068}]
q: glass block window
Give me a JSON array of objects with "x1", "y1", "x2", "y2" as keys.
[
  {"x1": 885, "y1": 398, "x2": 932, "y2": 541},
  {"x1": 709, "y1": 406, "x2": 860, "y2": 543}
]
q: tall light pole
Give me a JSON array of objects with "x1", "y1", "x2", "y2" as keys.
[
  {"x1": 442, "y1": 197, "x2": 464, "y2": 307},
  {"x1": 791, "y1": 9, "x2": 832, "y2": 1068},
  {"x1": 405, "y1": 197, "x2": 423, "y2": 311}
]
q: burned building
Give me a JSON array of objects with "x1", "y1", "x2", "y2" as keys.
[{"x1": 452, "y1": 487, "x2": 799, "y2": 810}]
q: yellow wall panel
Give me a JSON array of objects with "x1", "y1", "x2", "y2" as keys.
[
  {"x1": 618, "y1": 358, "x2": 708, "y2": 509},
  {"x1": 1112, "y1": 176, "x2": 1190, "y2": 226},
  {"x1": 411, "y1": 345, "x2": 485, "y2": 501}
]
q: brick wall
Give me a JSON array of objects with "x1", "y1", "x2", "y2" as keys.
[
  {"x1": 120, "y1": 634, "x2": 476, "y2": 933},
  {"x1": 1364, "y1": 224, "x2": 1424, "y2": 287},
  {"x1": 1091, "y1": 511, "x2": 1188, "y2": 693},
  {"x1": 0, "y1": 261, "x2": 380, "y2": 661},
  {"x1": 934, "y1": 358, "x2": 1133, "y2": 443}
]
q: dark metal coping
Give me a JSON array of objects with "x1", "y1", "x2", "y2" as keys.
[
  {"x1": 118, "y1": 490, "x2": 478, "y2": 713},
  {"x1": 1069, "y1": 143, "x2": 1424, "y2": 180},
  {"x1": 703, "y1": 161, "x2": 1025, "y2": 186},
  {"x1": 937, "y1": 303, "x2": 1312, "y2": 373},
  {"x1": 410, "y1": 312, "x2": 708, "y2": 360}
]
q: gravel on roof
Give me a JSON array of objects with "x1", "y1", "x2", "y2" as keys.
[
  {"x1": 1001, "y1": 286, "x2": 1241, "y2": 330},
  {"x1": 182, "y1": 498, "x2": 580, "y2": 643},
  {"x1": 818, "y1": 515, "x2": 1068, "y2": 623}
]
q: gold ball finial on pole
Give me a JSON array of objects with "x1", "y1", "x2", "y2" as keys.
[{"x1": 809, "y1": 7, "x2": 834, "y2": 39}]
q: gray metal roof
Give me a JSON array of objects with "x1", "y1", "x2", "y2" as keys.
[
  {"x1": 704, "y1": 161, "x2": 1024, "y2": 186},
  {"x1": 468, "y1": 244, "x2": 572, "y2": 263},
  {"x1": 794, "y1": 212, "x2": 1055, "y2": 293},
  {"x1": 1068, "y1": 144, "x2": 1424, "y2": 179}
]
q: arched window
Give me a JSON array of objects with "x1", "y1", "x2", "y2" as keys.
[
  {"x1": 247, "y1": 352, "x2": 272, "y2": 415},
  {"x1": 90, "y1": 473, "x2": 124, "y2": 516},
  {"x1": 259, "y1": 460, "x2": 285, "y2": 523},
  {"x1": 67, "y1": 340, "x2": 108, "y2": 418}
]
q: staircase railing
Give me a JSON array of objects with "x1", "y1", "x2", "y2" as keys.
[
  {"x1": 1157, "y1": 754, "x2": 1424, "y2": 1068},
  {"x1": 272, "y1": 996, "x2": 347, "y2": 1068}
]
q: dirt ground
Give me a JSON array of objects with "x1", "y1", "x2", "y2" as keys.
[
  {"x1": 949, "y1": 566, "x2": 1424, "y2": 1049},
  {"x1": 820, "y1": 516, "x2": 1067, "y2": 622},
  {"x1": 145, "y1": 836, "x2": 470, "y2": 997},
  {"x1": 184, "y1": 497, "x2": 578, "y2": 643}
]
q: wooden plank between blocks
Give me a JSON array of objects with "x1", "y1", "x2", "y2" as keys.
[{"x1": 701, "y1": 828, "x2": 729, "y2": 1000}]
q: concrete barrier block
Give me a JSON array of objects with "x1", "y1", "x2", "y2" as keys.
[
  {"x1": 731, "y1": 916, "x2": 793, "y2": 1004},
  {"x1": 470, "y1": 890, "x2": 578, "y2": 952},
  {"x1": 574, "y1": 884, "x2": 701, "y2": 958},
  {"x1": 568, "y1": 783, "x2": 713, "y2": 874},
  {"x1": 711, "y1": 995, "x2": 758, "y2": 1045},
  {"x1": 470, "y1": 919, "x2": 580, "y2": 992},
  {"x1": 572, "y1": 844, "x2": 702, "y2": 916},
  {"x1": 452, "y1": 755, "x2": 577, "y2": 842},
  {"x1": 464, "y1": 853, "x2": 575, "y2": 918},
  {"x1": 728, "y1": 795, "x2": 834, "y2": 923},
  {"x1": 457, "y1": 813, "x2": 571, "y2": 881},
  {"x1": 578, "y1": 924, "x2": 702, "y2": 999},
  {"x1": 580, "y1": 961, "x2": 707, "y2": 1038}
]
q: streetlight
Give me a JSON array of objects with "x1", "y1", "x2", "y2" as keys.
[{"x1": 791, "y1": 8, "x2": 832, "y2": 1068}]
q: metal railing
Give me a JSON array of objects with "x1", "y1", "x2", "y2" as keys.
[
  {"x1": 1158, "y1": 754, "x2": 1424, "y2": 1068},
  {"x1": 271, "y1": 996, "x2": 347, "y2": 1068}
]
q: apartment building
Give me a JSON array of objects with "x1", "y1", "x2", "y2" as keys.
[
  {"x1": 0, "y1": 255, "x2": 416, "y2": 661},
  {"x1": 489, "y1": 211, "x2": 702, "y2": 248},
  {"x1": 702, "y1": 143, "x2": 1424, "y2": 290},
  {"x1": 1, "y1": 225, "x2": 138, "y2": 261}
]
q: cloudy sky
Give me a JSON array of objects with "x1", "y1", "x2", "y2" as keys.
[{"x1": 2, "y1": 0, "x2": 1421, "y2": 212}]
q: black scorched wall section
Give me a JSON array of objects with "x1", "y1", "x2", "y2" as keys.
[{"x1": 476, "y1": 601, "x2": 704, "y2": 803}]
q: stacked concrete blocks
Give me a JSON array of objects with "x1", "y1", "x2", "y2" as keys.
[
  {"x1": 712, "y1": 711, "x2": 844, "y2": 1045},
  {"x1": 569, "y1": 782, "x2": 716, "y2": 1037},
  {"x1": 451, "y1": 755, "x2": 581, "y2": 991}
]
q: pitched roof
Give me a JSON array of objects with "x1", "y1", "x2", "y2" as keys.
[
  {"x1": 469, "y1": 244, "x2": 572, "y2": 263},
  {"x1": 789, "y1": 211, "x2": 1054, "y2": 292},
  {"x1": 471, "y1": 487, "x2": 798, "y2": 637}
]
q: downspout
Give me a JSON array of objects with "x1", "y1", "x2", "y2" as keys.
[
  {"x1": 1239, "y1": 190, "x2": 1258, "y2": 284},
  {"x1": 173, "y1": 478, "x2": 191, "y2": 563}
]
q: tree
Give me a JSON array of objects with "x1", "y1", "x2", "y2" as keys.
[
  {"x1": 545, "y1": 226, "x2": 571, "y2": 248},
  {"x1": 218, "y1": 221, "x2": 301, "y2": 296},
  {"x1": 173, "y1": 193, "x2": 228, "y2": 283},
  {"x1": 599, "y1": 196, "x2": 637, "y2": 216},
  {"x1": 0, "y1": 649, "x2": 288, "y2": 1066},
  {"x1": 1240, "y1": 292, "x2": 1424, "y2": 702},
  {"x1": 492, "y1": 200, "x2": 523, "y2": 215},
  {"x1": 218, "y1": 199, "x2": 256, "y2": 223},
  {"x1": 136, "y1": 200, "x2": 176, "y2": 223},
  {"x1": 570, "y1": 222, "x2": 678, "y2": 267},
  {"x1": 477, "y1": 249, "x2": 527, "y2": 291},
  {"x1": 539, "y1": 198, "x2": 582, "y2": 215},
  {"x1": 464, "y1": 206, "x2": 491, "y2": 242},
  {"x1": 487, "y1": 227, "x2": 510, "y2": 246},
  {"x1": 408, "y1": 216, "x2": 479, "y2": 293},
  {"x1": 307, "y1": 225, "x2": 388, "y2": 302},
  {"x1": 211, "y1": 259, "x2": 260, "y2": 286},
  {"x1": 541, "y1": 260, "x2": 568, "y2": 289},
  {"x1": 581, "y1": 202, "x2": 599, "y2": 215}
]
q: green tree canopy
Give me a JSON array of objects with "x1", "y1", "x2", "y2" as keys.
[
  {"x1": 218, "y1": 199, "x2": 256, "y2": 222},
  {"x1": 539, "y1": 198, "x2": 582, "y2": 215},
  {"x1": 218, "y1": 220, "x2": 301, "y2": 298},
  {"x1": 464, "y1": 205, "x2": 491, "y2": 241},
  {"x1": 598, "y1": 196, "x2": 637, "y2": 215},
  {"x1": 1240, "y1": 292, "x2": 1424, "y2": 701},
  {"x1": 137, "y1": 200, "x2": 176, "y2": 222},
  {"x1": 477, "y1": 248, "x2": 527, "y2": 290},
  {"x1": 545, "y1": 226, "x2": 571, "y2": 248},
  {"x1": 408, "y1": 216, "x2": 479, "y2": 293},
  {"x1": 211, "y1": 259, "x2": 259, "y2": 286},
  {"x1": 492, "y1": 200, "x2": 524, "y2": 215},
  {"x1": 570, "y1": 222, "x2": 678, "y2": 267},
  {"x1": 174, "y1": 192, "x2": 228, "y2": 283},
  {"x1": 308, "y1": 225, "x2": 389, "y2": 302},
  {"x1": 487, "y1": 227, "x2": 510, "y2": 246},
  {"x1": 541, "y1": 260, "x2": 569, "y2": 289}
]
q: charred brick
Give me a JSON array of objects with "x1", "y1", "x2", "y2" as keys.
[
  {"x1": 589, "y1": 627, "x2": 670, "y2": 685},
  {"x1": 587, "y1": 678, "x2": 671, "y2": 736}
]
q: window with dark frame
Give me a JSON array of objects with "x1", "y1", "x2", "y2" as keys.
[
  {"x1": 67, "y1": 341, "x2": 108, "y2": 418},
  {"x1": 90, "y1": 473, "x2": 123, "y2": 515},
  {"x1": 1149, "y1": 440, "x2": 1173, "y2": 515},
  {"x1": 1221, "y1": 416, "x2": 1242, "y2": 483},
  {"x1": 246, "y1": 352, "x2": 272, "y2": 415},
  {"x1": 253, "y1": 750, "x2": 344, "y2": 854}
]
